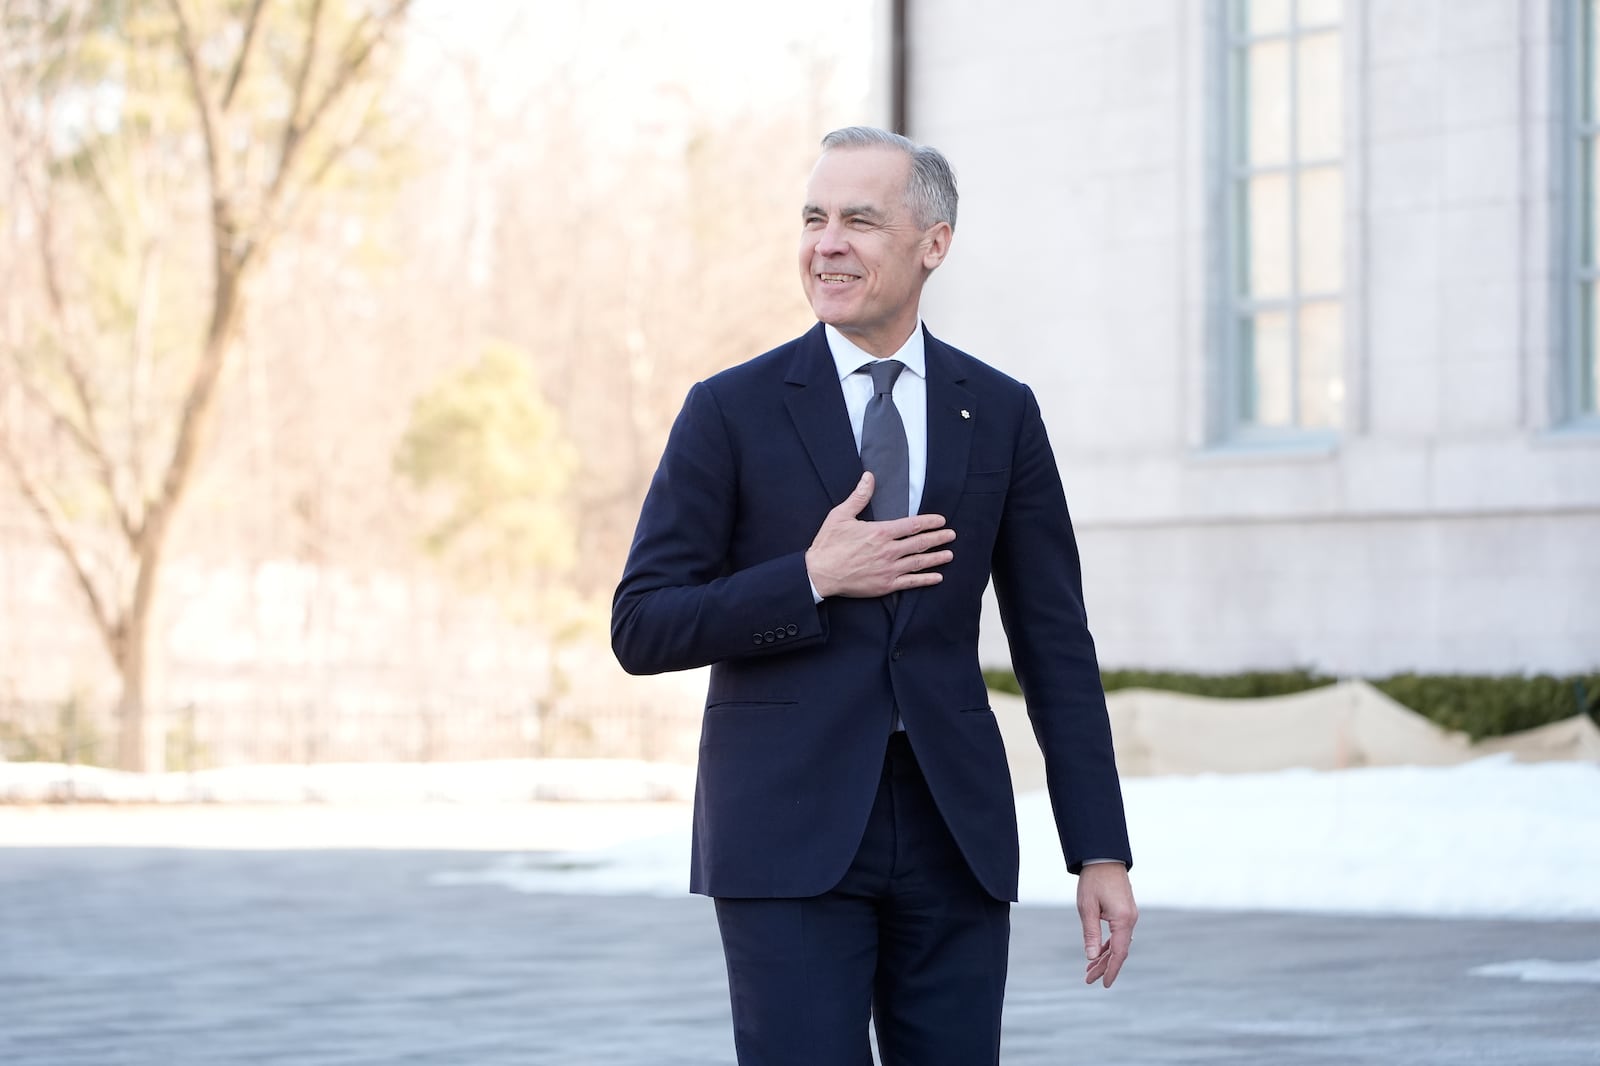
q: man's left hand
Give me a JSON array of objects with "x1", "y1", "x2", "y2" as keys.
[{"x1": 1077, "y1": 862, "x2": 1137, "y2": 988}]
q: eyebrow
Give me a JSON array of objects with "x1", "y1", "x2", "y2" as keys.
[{"x1": 801, "y1": 203, "x2": 886, "y2": 221}]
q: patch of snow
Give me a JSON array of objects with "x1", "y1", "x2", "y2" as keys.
[
  {"x1": 1469, "y1": 958, "x2": 1600, "y2": 984},
  {"x1": 426, "y1": 757, "x2": 1600, "y2": 921},
  {"x1": 6, "y1": 754, "x2": 1598, "y2": 920},
  {"x1": 0, "y1": 759, "x2": 693, "y2": 804}
]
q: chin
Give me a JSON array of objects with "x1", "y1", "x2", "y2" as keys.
[{"x1": 809, "y1": 296, "x2": 856, "y2": 323}]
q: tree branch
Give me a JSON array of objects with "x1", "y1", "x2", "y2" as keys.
[
  {"x1": 7, "y1": 357, "x2": 128, "y2": 534},
  {"x1": 125, "y1": 234, "x2": 163, "y2": 532},
  {"x1": 164, "y1": 0, "x2": 232, "y2": 268},
  {"x1": 0, "y1": 431, "x2": 120, "y2": 656},
  {"x1": 259, "y1": 0, "x2": 410, "y2": 240},
  {"x1": 221, "y1": 0, "x2": 270, "y2": 110},
  {"x1": 138, "y1": 251, "x2": 246, "y2": 589},
  {"x1": 260, "y1": 87, "x2": 387, "y2": 248}
]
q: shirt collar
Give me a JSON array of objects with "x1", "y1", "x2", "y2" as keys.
[{"x1": 823, "y1": 322, "x2": 926, "y2": 383}]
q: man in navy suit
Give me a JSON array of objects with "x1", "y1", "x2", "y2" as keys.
[{"x1": 613, "y1": 126, "x2": 1136, "y2": 1065}]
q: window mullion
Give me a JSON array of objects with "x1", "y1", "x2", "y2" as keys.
[
  {"x1": 1577, "y1": 1, "x2": 1596, "y2": 415},
  {"x1": 1288, "y1": 2, "x2": 1303, "y2": 427}
]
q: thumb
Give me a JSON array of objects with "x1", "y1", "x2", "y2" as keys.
[
  {"x1": 840, "y1": 471, "x2": 874, "y2": 516},
  {"x1": 1082, "y1": 908, "x2": 1103, "y2": 961}
]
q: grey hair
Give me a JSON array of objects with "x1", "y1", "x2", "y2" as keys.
[{"x1": 820, "y1": 126, "x2": 958, "y2": 230}]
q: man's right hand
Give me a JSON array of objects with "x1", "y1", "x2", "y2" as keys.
[{"x1": 805, "y1": 472, "x2": 956, "y2": 599}]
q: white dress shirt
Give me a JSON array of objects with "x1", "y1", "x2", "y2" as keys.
[
  {"x1": 805, "y1": 322, "x2": 928, "y2": 608},
  {"x1": 824, "y1": 322, "x2": 927, "y2": 519}
]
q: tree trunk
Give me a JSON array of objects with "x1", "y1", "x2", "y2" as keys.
[{"x1": 114, "y1": 613, "x2": 162, "y2": 773}]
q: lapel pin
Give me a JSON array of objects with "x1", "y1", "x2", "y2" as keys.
[{"x1": 960, "y1": 409, "x2": 971, "y2": 419}]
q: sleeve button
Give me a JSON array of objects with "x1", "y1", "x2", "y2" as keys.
[{"x1": 786, "y1": 624, "x2": 798, "y2": 635}]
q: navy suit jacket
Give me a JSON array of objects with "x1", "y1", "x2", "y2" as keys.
[{"x1": 612, "y1": 323, "x2": 1131, "y2": 901}]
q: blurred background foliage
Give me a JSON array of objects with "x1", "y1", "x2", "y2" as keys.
[{"x1": 0, "y1": 0, "x2": 872, "y2": 768}]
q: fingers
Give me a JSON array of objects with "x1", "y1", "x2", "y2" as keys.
[
  {"x1": 1078, "y1": 864, "x2": 1137, "y2": 989},
  {"x1": 1082, "y1": 926, "x2": 1128, "y2": 988},
  {"x1": 880, "y1": 512, "x2": 949, "y2": 538},
  {"x1": 1099, "y1": 896, "x2": 1137, "y2": 989},
  {"x1": 897, "y1": 528, "x2": 956, "y2": 556},
  {"x1": 901, "y1": 548, "x2": 954, "y2": 573},
  {"x1": 888, "y1": 562, "x2": 949, "y2": 591},
  {"x1": 1100, "y1": 937, "x2": 1130, "y2": 988},
  {"x1": 807, "y1": 492, "x2": 956, "y2": 598},
  {"x1": 1087, "y1": 922, "x2": 1131, "y2": 988},
  {"x1": 1084, "y1": 945, "x2": 1111, "y2": 986}
]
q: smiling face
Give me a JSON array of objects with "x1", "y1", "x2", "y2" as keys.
[{"x1": 799, "y1": 146, "x2": 952, "y2": 358}]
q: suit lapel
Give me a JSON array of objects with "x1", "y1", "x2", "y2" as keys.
[
  {"x1": 894, "y1": 328, "x2": 976, "y2": 634},
  {"x1": 917, "y1": 331, "x2": 976, "y2": 526},
  {"x1": 783, "y1": 323, "x2": 863, "y2": 507}
]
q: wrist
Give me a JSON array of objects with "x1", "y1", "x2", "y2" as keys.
[{"x1": 804, "y1": 549, "x2": 831, "y2": 600}]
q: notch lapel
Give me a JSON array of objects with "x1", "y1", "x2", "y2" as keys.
[
  {"x1": 893, "y1": 329, "x2": 975, "y2": 633},
  {"x1": 783, "y1": 324, "x2": 863, "y2": 507}
]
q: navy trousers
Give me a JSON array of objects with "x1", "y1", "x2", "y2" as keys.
[{"x1": 713, "y1": 732, "x2": 1011, "y2": 1066}]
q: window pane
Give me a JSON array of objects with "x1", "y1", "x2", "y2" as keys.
[
  {"x1": 1298, "y1": 302, "x2": 1344, "y2": 429},
  {"x1": 1240, "y1": 311, "x2": 1293, "y2": 426},
  {"x1": 1239, "y1": 40, "x2": 1291, "y2": 166},
  {"x1": 1298, "y1": 166, "x2": 1343, "y2": 294},
  {"x1": 1587, "y1": 0, "x2": 1598, "y2": 123},
  {"x1": 1237, "y1": 0, "x2": 1290, "y2": 35},
  {"x1": 1297, "y1": 30, "x2": 1342, "y2": 160},
  {"x1": 1585, "y1": 282, "x2": 1599, "y2": 414},
  {"x1": 1240, "y1": 173, "x2": 1292, "y2": 298},
  {"x1": 1586, "y1": 135, "x2": 1598, "y2": 270},
  {"x1": 1298, "y1": 0, "x2": 1343, "y2": 27}
]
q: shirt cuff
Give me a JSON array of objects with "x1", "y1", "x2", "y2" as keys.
[{"x1": 1080, "y1": 859, "x2": 1124, "y2": 867}]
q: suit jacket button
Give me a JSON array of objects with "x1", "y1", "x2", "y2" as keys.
[
  {"x1": 786, "y1": 624, "x2": 798, "y2": 635},
  {"x1": 753, "y1": 633, "x2": 763, "y2": 645},
  {"x1": 764, "y1": 630, "x2": 777, "y2": 642},
  {"x1": 891, "y1": 646, "x2": 903, "y2": 661}
]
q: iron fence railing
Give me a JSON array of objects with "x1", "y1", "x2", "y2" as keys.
[{"x1": 0, "y1": 694, "x2": 701, "y2": 769}]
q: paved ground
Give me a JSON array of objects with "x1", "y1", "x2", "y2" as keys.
[{"x1": 1, "y1": 847, "x2": 1597, "y2": 1065}]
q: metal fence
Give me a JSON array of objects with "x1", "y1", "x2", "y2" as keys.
[{"x1": 0, "y1": 692, "x2": 702, "y2": 769}]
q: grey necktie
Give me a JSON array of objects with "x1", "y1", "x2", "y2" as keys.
[{"x1": 858, "y1": 360, "x2": 908, "y2": 521}]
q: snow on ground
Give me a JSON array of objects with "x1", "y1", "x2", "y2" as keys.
[
  {"x1": 430, "y1": 756, "x2": 1600, "y2": 921},
  {"x1": 3, "y1": 754, "x2": 1598, "y2": 920},
  {"x1": 0, "y1": 758, "x2": 693, "y2": 804},
  {"x1": 1470, "y1": 958, "x2": 1600, "y2": 984}
]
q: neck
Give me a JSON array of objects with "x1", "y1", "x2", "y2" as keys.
[{"x1": 833, "y1": 319, "x2": 919, "y2": 359}]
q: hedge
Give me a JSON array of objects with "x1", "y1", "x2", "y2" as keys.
[{"x1": 981, "y1": 668, "x2": 1600, "y2": 741}]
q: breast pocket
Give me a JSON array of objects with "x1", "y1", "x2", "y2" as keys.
[{"x1": 962, "y1": 468, "x2": 1010, "y2": 495}]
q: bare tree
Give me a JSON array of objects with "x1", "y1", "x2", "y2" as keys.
[{"x1": 0, "y1": 0, "x2": 412, "y2": 770}]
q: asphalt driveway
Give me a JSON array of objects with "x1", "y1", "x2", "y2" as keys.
[{"x1": 1, "y1": 847, "x2": 1595, "y2": 1065}]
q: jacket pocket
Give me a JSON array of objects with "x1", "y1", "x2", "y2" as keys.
[
  {"x1": 704, "y1": 699, "x2": 798, "y2": 712},
  {"x1": 962, "y1": 468, "x2": 1010, "y2": 495}
]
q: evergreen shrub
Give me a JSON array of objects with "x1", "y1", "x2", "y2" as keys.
[{"x1": 981, "y1": 668, "x2": 1600, "y2": 740}]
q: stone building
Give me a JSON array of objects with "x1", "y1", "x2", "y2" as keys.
[{"x1": 897, "y1": 0, "x2": 1599, "y2": 674}]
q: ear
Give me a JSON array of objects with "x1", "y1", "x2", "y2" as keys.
[{"x1": 921, "y1": 221, "x2": 953, "y2": 271}]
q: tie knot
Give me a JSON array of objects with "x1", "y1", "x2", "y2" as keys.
[{"x1": 859, "y1": 360, "x2": 904, "y2": 397}]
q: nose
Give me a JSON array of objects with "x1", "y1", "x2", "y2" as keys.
[{"x1": 815, "y1": 219, "x2": 848, "y2": 256}]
